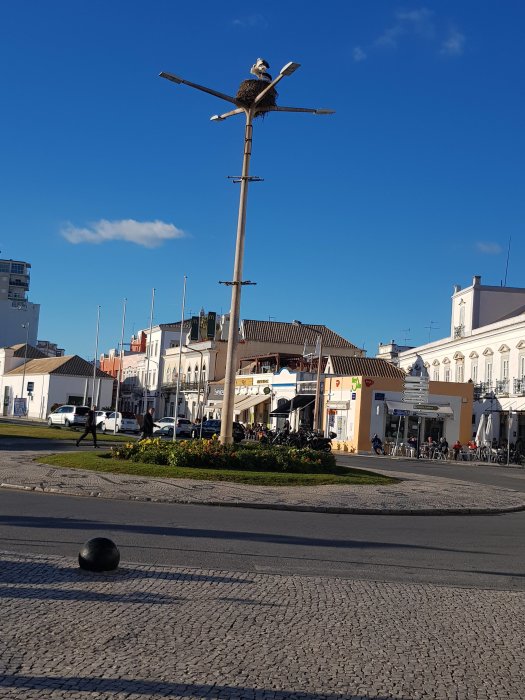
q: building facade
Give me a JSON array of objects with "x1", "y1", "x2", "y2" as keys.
[
  {"x1": 0, "y1": 258, "x2": 39, "y2": 347},
  {"x1": 395, "y1": 275, "x2": 525, "y2": 447}
]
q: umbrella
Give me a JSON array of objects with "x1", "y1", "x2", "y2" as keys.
[
  {"x1": 475, "y1": 413, "x2": 486, "y2": 445},
  {"x1": 485, "y1": 412, "x2": 494, "y2": 446}
]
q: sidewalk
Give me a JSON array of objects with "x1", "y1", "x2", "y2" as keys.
[{"x1": 1, "y1": 448, "x2": 525, "y2": 514}]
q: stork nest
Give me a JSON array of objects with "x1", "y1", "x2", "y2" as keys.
[{"x1": 235, "y1": 79, "x2": 278, "y2": 116}]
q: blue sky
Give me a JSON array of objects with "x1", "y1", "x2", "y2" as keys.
[{"x1": 1, "y1": 1, "x2": 524, "y2": 358}]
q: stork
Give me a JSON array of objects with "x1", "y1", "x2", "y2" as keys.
[{"x1": 250, "y1": 58, "x2": 272, "y2": 83}]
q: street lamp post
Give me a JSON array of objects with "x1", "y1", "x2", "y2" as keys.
[
  {"x1": 21, "y1": 322, "x2": 30, "y2": 417},
  {"x1": 293, "y1": 321, "x2": 324, "y2": 433},
  {"x1": 160, "y1": 60, "x2": 334, "y2": 444}
]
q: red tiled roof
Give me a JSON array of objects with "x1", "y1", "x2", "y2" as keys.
[
  {"x1": 9, "y1": 344, "x2": 47, "y2": 360},
  {"x1": 327, "y1": 355, "x2": 406, "y2": 378},
  {"x1": 5, "y1": 355, "x2": 112, "y2": 378},
  {"x1": 241, "y1": 320, "x2": 360, "y2": 350}
]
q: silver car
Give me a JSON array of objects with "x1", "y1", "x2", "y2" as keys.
[{"x1": 47, "y1": 405, "x2": 90, "y2": 428}]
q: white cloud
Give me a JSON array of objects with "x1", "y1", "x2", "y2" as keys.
[
  {"x1": 232, "y1": 14, "x2": 268, "y2": 29},
  {"x1": 375, "y1": 7, "x2": 435, "y2": 48},
  {"x1": 476, "y1": 242, "x2": 502, "y2": 255},
  {"x1": 61, "y1": 219, "x2": 185, "y2": 248},
  {"x1": 353, "y1": 46, "x2": 367, "y2": 62},
  {"x1": 440, "y1": 29, "x2": 465, "y2": 56}
]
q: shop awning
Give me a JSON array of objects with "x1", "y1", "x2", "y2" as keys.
[
  {"x1": 207, "y1": 394, "x2": 247, "y2": 411},
  {"x1": 235, "y1": 394, "x2": 270, "y2": 412},
  {"x1": 386, "y1": 400, "x2": 454, "y2": 418},
  {"x1": 270, "y1": 394, "x2": 315, "y2": 416}
]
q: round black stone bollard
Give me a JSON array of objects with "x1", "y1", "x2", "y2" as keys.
[{"x1": 78, "y1": 537, "x2": 120, "y2": 572}]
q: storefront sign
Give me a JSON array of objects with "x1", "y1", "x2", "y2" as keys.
[
  {"x1": 327, "y1": 401, "x2": 350, "y2": 410},
  {"x1": 236, "y1": 377, "x2": 253, "y2": 386},
  {"x1": 255, "y1": 378, "x2": 270, "y2": 384},
  {"x1": 297, "y1": 381, "x2": 318, "y2": 393}
]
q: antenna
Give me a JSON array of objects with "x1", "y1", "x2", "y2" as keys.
[
  {"x1": 504, "y1": 236, "x2": 511, "y2": 287},
  {"x1": 424, "y1": 320, "x2": 439, "y2": 343},
  {"x1": 401, "y1": 328, "x2": 411, "y2": 345}
]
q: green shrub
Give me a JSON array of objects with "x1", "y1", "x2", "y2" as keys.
[{"x1": 110, "y1": 438, "x2": 336, "y2": 473}]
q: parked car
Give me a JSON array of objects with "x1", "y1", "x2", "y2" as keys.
[
  {"x1": 154, "y1": 417, "x2": 193, "y2": 437},
  {"x1": 100, "y1": 411, "x2": 140, "y2": 434},
  {"x1": 191, "y1": 419, "x2": 245, "y2": 442},
  {"x1": 47, "y1": 405, "x2": 90, "y2": 428},
  {"x1": 152, "y1": 424, "x2": 193, "y2": 440},
  {"x1": 95, "y1": 410, "x2": 112, "y2": 428}
]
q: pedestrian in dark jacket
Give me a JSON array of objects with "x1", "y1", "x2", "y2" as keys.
[
  {"x1": 76, "y1": 405, "x2": 98, "y2": 448},
  {"x1": 141, "y1": 407, "x2": 155, "y2": 439}
]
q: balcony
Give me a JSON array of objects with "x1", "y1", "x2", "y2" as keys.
[
  {"x1": 514, "y1": 378, "x2": 525, "y2": 396},
  {"x1": 473, "y1": 382, "x2": 492, "y2": 400},
  {"x1": 161, "y1": 380, "x2": 202, "y2": 393},
  {"x1": 495, "y1": 379, "x2": 509, "y2": 396},
  {"x1": 9, "y1": 279, "x2": 29, "y2": 289}
]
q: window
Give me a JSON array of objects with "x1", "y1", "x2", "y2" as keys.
[
  {"x1": 433, "y1": 369, "x2": 439, "y2": 381},
  {"x1": 455, "y1": 365, "x2": 464, "y2": 383},
  {"x1": 0, "y1": 263, "x2": 9, "y2": 272},
  {"x1": 520, "y1": 355, "x2": 525, "y2": 379},
  {"x1": 502, "y1": 358, "x2": 509, "y2": 380},
  {"x1": 472, "y1": 364, "x2": 478, "y2": 383},
  {"x1": 11, "y1": 263, "x2": 25, "y2": 274},
  {"x1": 444, "y1": 368, "x2": 450, "y2": 382},
  {"x1": 486, "y1": 362, "x2": 492, "y2": 384}
]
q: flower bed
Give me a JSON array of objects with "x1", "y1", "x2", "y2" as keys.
[{"x1": 111, "y1": 438, "x2": 336, "y2": 473}]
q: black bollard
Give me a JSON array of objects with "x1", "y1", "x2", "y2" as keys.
[{"x1": 78, "y1": 537, "x2": 120, "y2": 572}]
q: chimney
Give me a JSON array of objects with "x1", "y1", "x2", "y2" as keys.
[
  {"x1": 473, "y1": 275, "x2": 481, "y2": 286},
  {"x1": 453, "y1": 284, "x2": 461, "y2": 294}
]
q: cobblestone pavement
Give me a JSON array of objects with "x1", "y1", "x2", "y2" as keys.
[
  {"x1": 1, "y1": 450, "x2": 525, "y2": 514},
  {"x1": 1, "y1": 549, "x2": 524, "y2": 700}
]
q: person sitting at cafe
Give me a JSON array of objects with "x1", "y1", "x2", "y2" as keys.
[{"x1": 452, "y1": 439, "x2": 462, "y2": 460}]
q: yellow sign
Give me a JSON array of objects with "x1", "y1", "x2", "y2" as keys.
[{"x1": 236, "y1": 377, "x2": 253, "y2": 386}]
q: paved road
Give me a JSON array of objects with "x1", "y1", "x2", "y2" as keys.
[
  {"x1": 339, "y1": 453, "x2": 525, "y2": 492},
  {"x1": 1, "y1": 489, "x2": 524, "y2": 591},
  {"x1": 1, "y1": 442, "x2": 524, "y2": 699}
]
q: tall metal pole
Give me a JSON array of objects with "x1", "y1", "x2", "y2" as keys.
[
  {"x1": 92, "y1": 306, "x2": 101, "y2": 408},
  {"x1": 144, "y1": 288, "x2": 155, "y2": 414},
  {"x1": 220, "y1": 109, "x2": 253, "y2": 445},
  {"x1": 507, "y1": 406, "x2": 513, "y2": 466},
  {"x1": 21, "y1": 322, "x2": 29, "y2": 416},
  {"x1": 313, "y1": 334, "x2": 323, "y2": 433},
  {"x1": 173, "y1": 275, "x2": 187, "y2": 442},
  {"x1": 114, "y1": 298, "x2": 127, "y2": 435}
]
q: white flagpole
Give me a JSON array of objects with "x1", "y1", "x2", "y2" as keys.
[
  {"x1": 91, "y1": 305, "x2": 101, "y2": 407},
  {"x1": 144, "y1": 288, "x2": 155, "y2": 415},
  {"x1": 173, "y1": 275, "x2": 187, "y2": 442},
  {"x1": 114, "y1": 298, "x2": 127, "y2": 435}
]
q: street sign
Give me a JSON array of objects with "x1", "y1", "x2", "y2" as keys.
[
  {"x1": 403, "y1": 393, "x2": 429, "y2": 403},
  {"x1": 404, "y1": 376, "x2": 429, "y2": 385}
]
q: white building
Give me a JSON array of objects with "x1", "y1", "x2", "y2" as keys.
[
  {"x1": 0, "y1": 344, "x2": 113, "y2": 419},
  {"x1": 0, "y1": 258, "x2": 39, "y2": 347},
  {"x1": 395, "y1": 275, "x2": 525, "y2": 447}
]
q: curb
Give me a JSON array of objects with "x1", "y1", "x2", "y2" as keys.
[{"x1": 2, "y1": 481, "x2": 524, "y2": 516}]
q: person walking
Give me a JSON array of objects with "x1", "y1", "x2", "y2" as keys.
[
  {"x1": 141, "y1": 407, "x2": 155, "y2": 440},
  {"x1": 76, "y1": 405, "x2": 98, "y2": 448}
]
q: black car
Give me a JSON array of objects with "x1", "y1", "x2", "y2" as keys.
[{"x1": 191, "y1": 420, "x2": 245, "y2": 442}]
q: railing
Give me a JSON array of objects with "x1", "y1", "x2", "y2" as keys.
[
  {"x1": 473, "y1": 382, "x2": 492, "y2": 400},
  {"x1": 161, "y1": 381, "x2": 202, "y2": 392},
  {"x1": 495, "y1": 379, "x2": 509, "y2": 395},
  {"x1": 513, "y1": 378, "x2": 525, "y2": 395}
]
